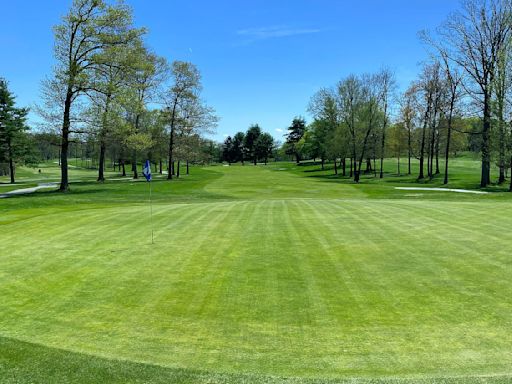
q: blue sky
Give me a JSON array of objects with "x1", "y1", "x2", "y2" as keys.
[{"x1": 1, "y1": 0, "x2": 459, "y2": 142}]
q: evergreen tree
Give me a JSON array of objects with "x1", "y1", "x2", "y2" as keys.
[
  {"x1": 244, "y1": 124, "x2": 262, "y2": 165},
  {"x1": 285, "y1": 117, "x2": 306, "y2": 163},
  {"x1": 0, "y1": 79, "x2": 30, "y2": 184},
  {"x1": 255, "y1": 132, "x2": 274, "y2": 165}
]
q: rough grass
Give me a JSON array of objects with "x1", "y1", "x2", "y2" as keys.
[{"x1": 0, "y1": 157, "x2": 511, "y2": 383}]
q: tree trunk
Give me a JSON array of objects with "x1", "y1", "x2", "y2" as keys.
[
  {"x1": 177, "y1": 160, "x2": 180, "y2": 178},
  {"x1": 418, "y1": 100, "x2": 430, "y2": 180},
  {"x1": 408, "y1": 124, "x2": 412, "y2": 175},
  {"x1": 8, "y1": 147, "x2": 15, "y2": 184},
  {"x1": 167, "y1": 101, "x2": 177, "y2": 180},
  {"x1": 132, "y1": 152, "x2": 138, "y2": 179},
  {"x1": 97, "y1": 95, "x2": 111, "y2": 182},
  {"x1": 429, "y1": 126, "x2": 436, "y2": 178},
  {"x1": 435, "y1": 129, "x2": 440, "y2": 175},
  {"x1": 159, "y1": 159, "x2": 163, "y2": 174},
  {"x1": 59, "y1": 88, "x2": 72, "y2": 192},
  {"x1": 481, "y1": 93, "x2": 491, "y2": 187},
  {"x1": 498, "y1": 111, "x2": 506, "y2": 184},
  {"x1": 349, "y1": 157, "x2": 353, "y2": 178},
  {"x1": 342, "y1": 158, "x2": 346, "y2": 176},
  {"x1": 167, "y1": 134, "x2": 174, "y2": 179},
  {"x1": 186, "y1": 160, "x2": 189, "y2": 175},
  {"x1": 97, "y1": 141, "x2": 106, "y2": 182},
  {"x1": 365, "y1": 158, "x2": 372, "y2": 174},
  {"x1": 380, "y1": 125, "x2": 386, "y2": 179},
  {"x1": 334, "y1": 158, "x2": 338, "y2": 175},
  {"x1": 444, "y1": 102, "x2": 455, "y2": 185},
  {"x1": 509, "y1": 156, "x2": 512, "y2": 192}
]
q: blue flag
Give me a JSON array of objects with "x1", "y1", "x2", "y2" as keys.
[{"x1": 142, "y1": 160, "x2": 152, "y2": 181}]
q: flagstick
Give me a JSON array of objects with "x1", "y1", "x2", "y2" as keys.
[{"x1": 149, "y1": 180, "x2": 154, "y2": 244}]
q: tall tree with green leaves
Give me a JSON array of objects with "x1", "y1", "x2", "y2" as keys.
[
  {"x1": 376, "y1": 68, "x2": 396, "y2": 178},
  {"x1": 46, "y1": 0, "x2": 142, "y2": 191},
  {"x1": 128, "y1": 46, "x2": 167, "y2": 178},
  {"x1": 255, "y1": 132, "x2": 274, "y2": 165},
  {"x1": 244, "y1": 124, "x2": 262, "y2": 165},
  {"x1": 0, "y1": 79, "x2": 29, "y2": 184},
  {"x1": 89, "y1": 39, "x2": 147, "y2": 182},
  {"x1": 285, "y1": 117, "x2": 306, "y2": 164},
  {"x1": 232, "y1": 132, "x2": 246, "y2": 164},
  {"x1": 163, "y1": 61, "x2": 216, "y2": 179}
]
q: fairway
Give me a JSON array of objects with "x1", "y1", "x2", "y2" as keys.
[{"x1": 1, "y1": 163, "x2": 512, "y2": 383}]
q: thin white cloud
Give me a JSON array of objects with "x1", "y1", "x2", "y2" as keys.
[
  {"x1": 275, "y1": 128, "x2": 283, "y2": 133},
  {"x1": 237, "y1": 26, "x2": 321, "y2": 42}
]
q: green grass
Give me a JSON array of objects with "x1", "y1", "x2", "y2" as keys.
[{"x1": 1, "y1": 157, "x2": 511, "y2": 383}]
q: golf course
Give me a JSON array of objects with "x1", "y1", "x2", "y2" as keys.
[{"x1": 1, "y1": 158, "x2": 511, "y2": 383}]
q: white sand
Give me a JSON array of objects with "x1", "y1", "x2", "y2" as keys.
[
  {"x1": 395, "y1": 187, "x2": 488, "y2": 195},
  {"x1": 0, "y1": 183, "x2": 58, "y2": 198}
]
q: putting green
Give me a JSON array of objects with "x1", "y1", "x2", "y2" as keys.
[{"x1": 2, "y1": 174, "x2": 512, "y2": 382}]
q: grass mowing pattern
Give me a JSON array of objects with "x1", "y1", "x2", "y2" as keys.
[{"x1": 1, "y1": 159, "x2": 512, "y2": 382}]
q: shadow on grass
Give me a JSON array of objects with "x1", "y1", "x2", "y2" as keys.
[{"x1": 2, "y1": 336, "x2": 510, "y2": 384}]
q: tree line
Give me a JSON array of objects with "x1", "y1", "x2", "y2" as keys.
[
  {"x1": 221, "y1": 125, "x2": 275, "y2": 165},
  {"x1": 276, "y1": 0, "x2": 512, "y2": 191}
]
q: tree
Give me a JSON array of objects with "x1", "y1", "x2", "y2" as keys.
[
  {"x1": 165, "y1": 61, "x2": 201, "y2": 180},
  {"x1": 399, "y1": 84, "x2": 419, "y2": 175},
  {"x1": 285, "y1": 117, "x2": 306, "y2": 163},
  {"x1": 89, "y1": 40, "x2": 147, "y2": 182},
  {"x1": 125, "y1": 45, "x2": 168, "y2": 179},
  {"x1": 437, "y1": 0, "x2": 512, "y2": 187},
  {"x1": 0, "y1": 79, "x2": 30, "y2": 183},
  {"x1": 416, "y1": 62, "x2": 443, "y2": 180},
  {"x1": 338, "y1": 74, "x2": 383, "y2": 182},
  {"x1": 337, "y1": 75, "x2": 363, "y2": 180},
  {"x1": 308, "y1": 88, "x2": 344, "y2": 172},
  {"x1": 376, "y1": 68, "x2": 396, "y2": 178},
  {"x1": 255, "y1": 132, "x2": 274, "y2": 165},
  {"x1": 232, "y1": 132, "x2": 246, "y2": 164},
  {"x1": 46, "y1": 0, "x2": 142, "y2": 191},
  {"x1": 244, "y1": 124, "x2": 262, "y2": 165},
  {"x1": 163, "y1": 61, "x2": 217, "y2": 179},
  {"x1": 387, "y1": 122, "x2": 408, "y2": 175},
  {"x1": 222, "y1": 136, "x2": 234, "y2": 164}
]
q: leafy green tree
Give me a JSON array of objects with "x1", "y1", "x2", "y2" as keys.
[
  {"x1": 222, "y1": 136, "x2": 234, "y2": 163},
  {"x1": 89, "y1": 37, "x2": 151, "y2": 181},
  {"x1": 45, "y1": 0, "x2": 142, "y2": 191},
  {"x1": 244, "y1": 124, "x2": 262, "y2": 165},
  {"x1": 387, "y1": 122, "x2": 408, "y2": 175},
  {"x1": 232, "y1": 132, "x2": 246, "y2": 164},
  {"x1": 124, "y1": 45, "x2": 168, "y2": 178},
  {"x1": 163, "y1": 61, "x2": 216, "y2": 179},
  {"x1": 0, "y1": 79, "x2": 30, "y2": 184},
  {"x1": 255, "y1": 132, "x2": 274, "y2": 165},
  {"x1": 285, "y1": 117, "x2": 306, "y2": 163}
]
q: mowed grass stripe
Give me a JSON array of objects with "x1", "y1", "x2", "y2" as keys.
[{"x1": 1, "y1": 201, "x2": 512, "y2": 378}]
